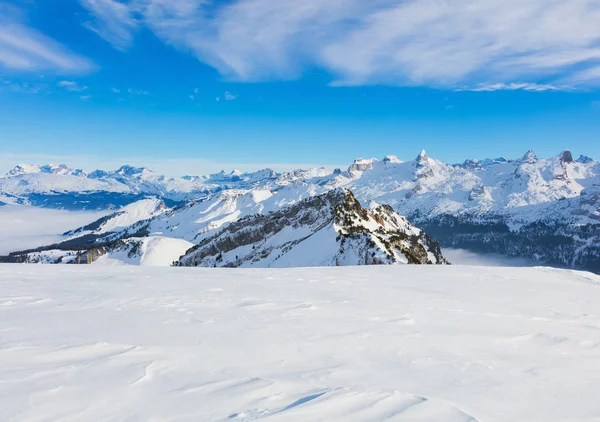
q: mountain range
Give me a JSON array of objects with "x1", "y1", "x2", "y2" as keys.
[{"x1": 1, "y1": 150, "x2": 598, "y2": 272}]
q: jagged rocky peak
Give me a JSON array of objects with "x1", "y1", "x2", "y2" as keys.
[
  {"x1": 558, "y1": 150, "x2": 574, "y2": 164},
  {"x1": 413, "y1": 149, "x2": 440, "y2": 180},
  {"x1": 383, "y1": 155, "x2": 401, "y2": 164},
  {"x1": 520, "y1": 150, "x2": 538, "y2": 163},
  {"x1": 246, "y1": 168, "x2": 278, "y2": 182},
  {"x1": 415, "y1": 149, "x2": 435, "y2": 169},
  {"x1": 349, "y1": 158, "x2": 376, "y2": 173},
  {"x1": 480, "y1": 157, "x2": 509, "y2": 167},
  {"x1": 40, "y1": 164, "x2": 69, "y2": 175},
  {"x1": 462, "y1": 158, "x2": 482, "y2": 169},
  {"x1": 175, "y1": 188, "x2": 447, "y2": 268},
  {"x1": 115, "y1": 165, "x2": 152, "y2": 176},
  {"x1": 577, "y1": 154, "x2": 595, "y2": 164},
  {"x1": 87, "y1": 169, "x2": 109, "y2": 179}
]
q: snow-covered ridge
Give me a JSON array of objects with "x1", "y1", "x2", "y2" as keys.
[
  {"x1": 2, "y1": 150, "x2": 596, "y2": 216},
  {"x1": 177, "y1": 188, "x2": 447, "y2": 268},
  {"x1": 4, "y1": 189, "x2": 446, "y2": 269},
  {"x1": 6, "y1": 163, "x2": 87, "y2": 177},
  {"x1": 63, "y1": 197, "x2": 167, "y2": 238}
]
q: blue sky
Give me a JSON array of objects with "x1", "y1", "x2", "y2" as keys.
[{"x1": 1, "y1": 0, "x2": 600, "y2": 176}]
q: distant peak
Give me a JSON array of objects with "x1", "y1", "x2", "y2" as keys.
[
  {"x1": 5, "y1": 163, "x2": 86, "y2": 177},
  {"x1": 348, "y1": 157, "x2": 376, "y2": 173},
  {"x1": 417, "y1": 149, "x2": 428, "y2": 160},
  {"x1": 577, "y1": 154, "x2": 595, "y2": 164},
  {"x1": 559, "y1": 150, "x2": 574, "y2": 164},
  {"x1": 462, "y1": 158, "x2": 482, "y2": 169},
  {"x1": 116, "y1": 165, "x2": 150, "y2": 175},
  {"x1": 520, "y1": 150, "x2": 537, "y2": 163},
  {"x1": 5, "y1": 164, "x2": 40, "y2": 177},
  {"x1": 383, "y1": 155, "x2": 401, "y2": 164}
]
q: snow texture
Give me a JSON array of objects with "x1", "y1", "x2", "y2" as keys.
[{"x1": 0, "y1": 264, "x2": 599, "y2": 421}]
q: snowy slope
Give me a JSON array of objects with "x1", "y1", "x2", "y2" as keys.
[
  {"x1": 21, "y1": 236, "x2": 194, "y2": 266},
  {"x1": 7, "y1": 189, "x2": 446, "y2": 268},
  {"x1": 92, "y1": 237, "x2": 194, "y2": 266},
  {"x1": 178, "y1": 189, "x2": 446, "y2": 268},
  {"x1": 142, "y1": 189, "x2": 274, "y2": 243},
  {"x1": 64, "y1": 197, "x2": 168, "y2": 238},
  {"x1": 1, "y1": 264, "x2": 599, "y2": 421}
]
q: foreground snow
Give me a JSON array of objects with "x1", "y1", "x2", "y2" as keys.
[{"x1": 1, "y1": 265, "x2": 599, "y2": 421}]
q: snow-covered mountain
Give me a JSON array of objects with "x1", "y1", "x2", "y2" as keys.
[
  {"x1": 177, "y1": 189, "x2": 447, "y2": 268},
  {"x1": 6, "y1": 164, "x2": 87, "y2": 177},
  {"x1": 5, "y1": 189, "x2": 446, "y2": 268},
  {"x1": 1, "y1": 149, "x2": 599, "y2": 271},
  {"x1": 63, "y1": 198, "x2": 168, "y2": 238},
  {"x1": 0, "y1": 163, "x2": 328, "y2": 209}
]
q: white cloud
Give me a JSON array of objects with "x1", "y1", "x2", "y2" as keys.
[
  {"x1": 80, "y1": 94, "x2": 92, "y2": 100},
  {"x1": 564, "y1": 65, "x2": 600, "y2": 85},
  {"x1": 57, "y1": 80, "x2": 89, "y2": 92},
  {"x1": 0, "y1": 3, "x2": 93, "y2": 73},
  {"x1": 456, "y1": 82, "x2": 564, "y2": 92},
  {"x1": 1, "y1": 78, "x2": 45, "y2": 94},
  {"x1": 127, "y1": 88, "x2": 149, "y2": 95},
  {"x1": 80, "y1": 0, "x2": 139, "y2": 50},
  {"x1": 78, "y1": 0, "x2": 600, "y2": 89},
  {"x1": 111, "y1": 87, "x2": 120, "y2": 93},
  {"x1": 224, "y1": 91, "x2": 237, "y2": 101}
]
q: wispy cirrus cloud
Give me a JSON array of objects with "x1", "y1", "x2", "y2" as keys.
[
  {"x1": 0, "y1": 3, "x2": 93, "y2": 73},
  {"x1": 78, "y1": 0, "x2": 600, "y2": 90},
  {"x1": 456, "y1": 83, "x2": 565, "y2": 92},
  {"x1": 80, "y1": 0, "x2": 139, "y2": 50}
]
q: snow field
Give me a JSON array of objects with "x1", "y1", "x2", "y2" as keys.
[{"x1": 1, "y1": 265, "x2": 600, "y2": 421}]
